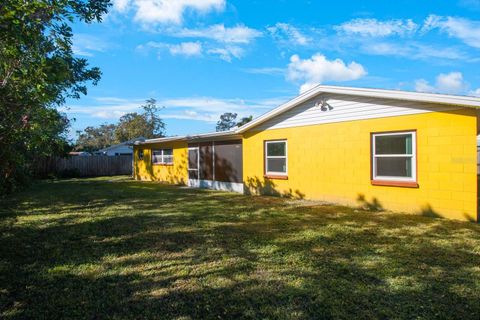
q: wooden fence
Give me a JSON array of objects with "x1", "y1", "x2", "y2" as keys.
[{"x1": 35, "y1": 155, "x2": 132, "y2": 177}]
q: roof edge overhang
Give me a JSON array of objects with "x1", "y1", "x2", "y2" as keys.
[
  {"x1": 235, "y1": 85, "x2": 480, "y2": 133},
  {"x1": 134, "y1": 136, "x2": 187, "y2": 145},
  {"x1": 135, "y1": 130, "x2": 241, "y2": 146},
  {"x1": 186, "y1": 131, "x2": 242, "y2": 143}
]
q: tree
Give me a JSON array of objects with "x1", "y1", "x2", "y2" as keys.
[
  {"x1": 216, "y1": 112, "x2": 238, "y2": 131},
  {"x1": 236, "y1": 115, "x2": 253, "y2": 127},
  {"x1": 76, "y1": 124, "x2": 117, "y2": 152},
  {"x1": 216, "y1": 113, "x2": 253, "y2": 131},
  {"x1": 74, "y1": 99, "x2": 165, "y2": 151},
  {"x1": 0, "y1": 0, "x2": 111, "y2": 194},
  {"x1": 114, "y1": 98, "x2": 165, "y2": 142}
]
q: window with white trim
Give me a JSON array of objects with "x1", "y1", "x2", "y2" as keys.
[
  {"x1": 372, "y1": 131, "x2": 416, "y2": 182},
  {"x1": 265, "y1": 140, "x2": 287, "y2": 175},
  {"x1": 152, "y1": 149, "x2": 174, "y2": 165}
]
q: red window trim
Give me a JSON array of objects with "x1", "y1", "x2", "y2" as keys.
[
  {"x1": 264, "y1": 175, "x2": 288, "y2": 180},
  {"x1": 370, "y1": 180, "x2": 418, "y2": 188}
]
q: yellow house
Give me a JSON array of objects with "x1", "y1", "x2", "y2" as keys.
[{"x1": 134, "y1": 85, "x2": 480, "y2": 222}]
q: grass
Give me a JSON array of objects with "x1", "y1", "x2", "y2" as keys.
[{"x1": 1, "y1": 176, "x2": 480, "y2": 319}]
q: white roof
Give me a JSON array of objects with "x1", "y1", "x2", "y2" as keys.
[
  {"x1": 236, "y1": 85, "x2": 480, "y2": 133},
  {"x1": 137, "y1": 85, "x2": 480, "y2": 145}
]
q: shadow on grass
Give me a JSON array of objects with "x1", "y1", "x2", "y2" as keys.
[
  {"x1": 244, "y1": 176, "x2": 305, "y2": 200},
  {"x1": 1, "y1": 176, "x2": 480, "y2": 319}
]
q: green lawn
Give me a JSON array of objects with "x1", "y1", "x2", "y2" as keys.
[{"x1": 1, "y1": 177, "x2": 480, "y2": 319}]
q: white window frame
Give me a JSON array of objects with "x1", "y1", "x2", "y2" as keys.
[
  {"x1": 372, "y1": 131, "x2": 416, "y2": 182},
  {"x1": 152, "y1": 148, "x2": 174, "y2": 165},
  {"x1": 265, "y1": 140, "x2": 288, "y2": 176},
  {"x1": 187, "y1": 146, "x2": 199, "y2": 170}
]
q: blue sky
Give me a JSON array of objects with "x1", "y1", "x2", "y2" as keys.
[{"x1": 65, "y1": 0, "x2": 480, "y2": 138}]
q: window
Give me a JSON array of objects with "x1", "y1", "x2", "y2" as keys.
[
  {"x1": 265, "y1": 140, "x2": 287, "y2": 177},
  {"x1": 152, "y1": 149, "x2": 174, "y2": 165},
  {"x1": 372, "y1": 131, "x2": 417, "y2": 185},
  {"x1": 138, "y1": 149, "x2": 144, "y2": 160}
]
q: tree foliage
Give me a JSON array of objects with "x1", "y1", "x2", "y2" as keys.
[
  {"x1": 216, "y1": 112, "x2": 238, "y2": 132},
  {"x1": 75, "y1": 124, "x2": 116, "y2": 152},
  {"x1": 114, "y1": 99, "x2": 165, "y2": 142},
  {"x1": 236, "y1": 115, "x2": 253, "y2": 127},
  {"x1": 216, "y1": 112, "x2": 253, "y2": 131},
  {"x1": 0, "y1": 0, "x2": 111, "y2": 194},
  {"x1": 75, "y1": 99, "x2": 165, "y2": 151}
]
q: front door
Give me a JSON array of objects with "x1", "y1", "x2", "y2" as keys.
[{"x1": 188, "y1": 146, "x2": 199, "y2": 187}]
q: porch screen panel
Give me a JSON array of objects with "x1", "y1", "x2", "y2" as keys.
[
  {"x1": 214, "y1": 140, "x2": 243, "y2": 183},
  {"x1": 200, "y1": 143, "x2": 214, "y2": 180}
]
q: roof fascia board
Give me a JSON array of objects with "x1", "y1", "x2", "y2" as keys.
[
  {"x1": 186, "y1": 134, "x2": 242, "y2": 143},
  {"x1": 137, "y1": 131, "x2": 240, "y2": 145},
  {"x1": 317, "y1": 86, "x2": 480, "y2": 107},
  {"x1": 137, "y1": 136, "x2": 187, "y2": 145}
]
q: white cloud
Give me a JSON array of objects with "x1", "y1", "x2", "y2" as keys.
[
  {"x1": 72, "y1": 34, "x2": 111, "y2": 57},
  {"x1": 423, "y1": 15, "x2": 480, "y2": 48},
  {"x1": 363, "y1": 42, "x2": 467, "y2": 60},
  {"x1": 174, "y1": 24, "x2": 262, "y2": 44},
  {"x1": 469, "y1": 88, "x2": 480, "y2": 97},
  {"x1": 162, "y1": 96, "x2": 275, "y2": 112},
  {"x1": 327, "y1": 16, "x2": 477, "y2": 62},
  {"x1": 336, "y1": 18, "x2": 418, "y2": 37},
  {"x1": 436, "y1": 72, "x2": 467, "y2": 93},
  {"x1": 65, "y1": 96, "x2": 281, "y2": 123},
  {"x1": 112, "y1": 0, "x2": 130, "y2": 12},
  {"x1": 162, "y1": 110, "x2": 216, "y2": 122},
  {"x1": 159, "y1": 96, "x2": 278, "y2": 121},
  {"x1": 168, "y1": 42, "x2": 202, "y2": 56},
  {"x1": 62, "y1": 98, "x2": 144, "y2": 120},
  {"x1": 137, "y1": 41, "x2": 248, "y2": 61},
  {"x1": 207, "y1": 46, "x2": 243, "y2": 62},
  {"x1": 414, "y1": 79, "x2": 435, "y2": 93},
  {"x1": 113, "y1": 0, "x2": 225, "y2": 25},
  {"x1": 95, "y1": 97, "x2": 138, "y2": 104},
  {"x1": 162, "y1": 24, "x2": 261, "y2": 61},
  {"x1": 415, "y1": 72, "x2": 468, "y2": 95},
  {"x1": 267, "y1": 23, "x2": 311, "y2": 45},
  {"x1": 242, "y1": 67, "x2": 284, "y2": 75},
  {"x1": 91, "y1": 110, "x2": 130, "y2": 119},
  {"x1": 287, "y1": 53, "x2": 367, "y2": 93},
  {"x1": 136, "y1": 41, "x2": 202, "y2": 57}
]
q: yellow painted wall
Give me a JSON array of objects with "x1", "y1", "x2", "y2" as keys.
[
  {"x1": 243, "y1": 108, "x2": 478, "y2": 222},
  {"x1": 133, "y1": 141, "x2": 188, "y2": 184}
]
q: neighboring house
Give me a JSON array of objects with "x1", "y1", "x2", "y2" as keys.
[
  {"x1": 133, "y1": 85, "x2": 480, "y2": 222},
  {"x1": 68, "y1": 151, "x2": 91, "y2": 156},
  {"x1": 97, "y1": 137, "x2": 145, "y2": 156}
]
